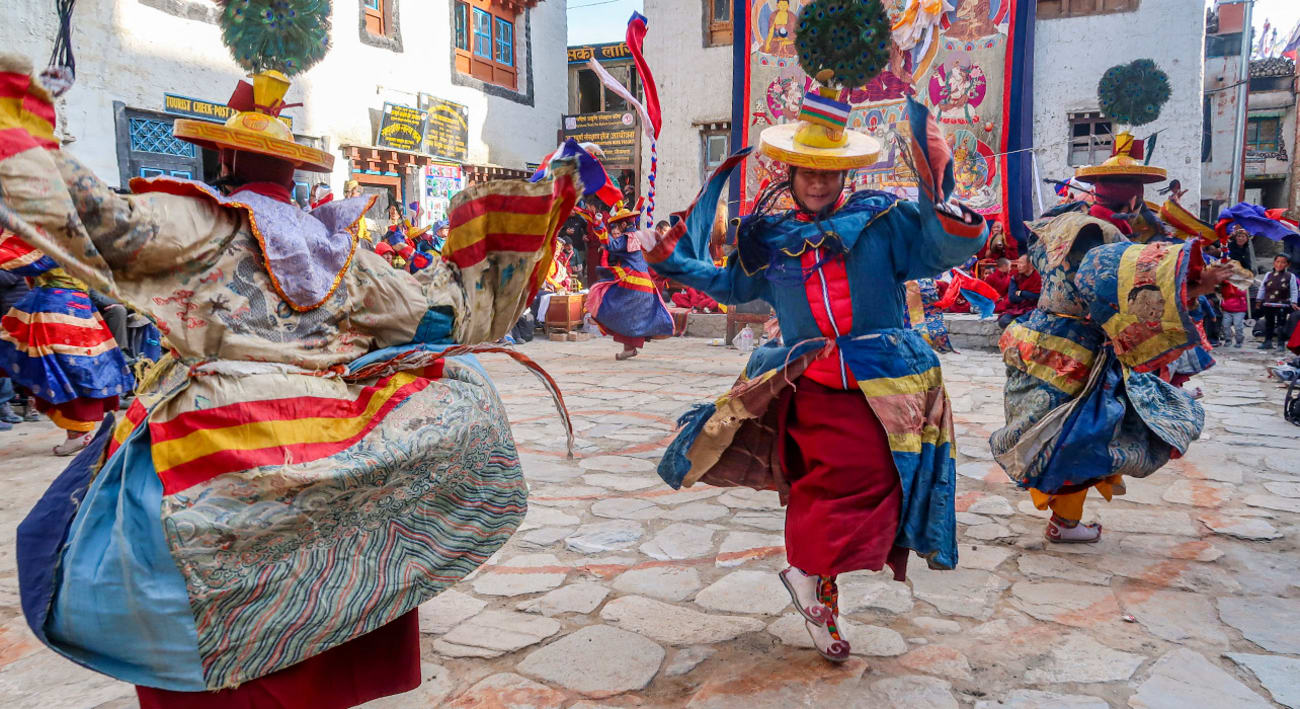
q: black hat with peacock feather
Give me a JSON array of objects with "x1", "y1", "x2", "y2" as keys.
[
  {"x1": 173, "y1": 0, "x2": 334, "y2": 172},
  {"x1": 758, "y1": 0, "x2": 891, "y2": 170},
  {"x1": 1075, "y1": 59, "x2": 1171, "y2": 185}
]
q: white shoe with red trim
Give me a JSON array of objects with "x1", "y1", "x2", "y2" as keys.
[{"x1": 1045, "y1": 518, "x2": 1102, "y2": 544}]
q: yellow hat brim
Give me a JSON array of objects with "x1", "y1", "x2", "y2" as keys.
[
  {"x1": 173, "y1": 119, "x2": 334, "y2": 173},
  {"x1": 759, "y1": 123, "x2": 881, "y2": 170},
  {"x1": 1074, "y1": 163, "x2": 1166, "y2": 184}
]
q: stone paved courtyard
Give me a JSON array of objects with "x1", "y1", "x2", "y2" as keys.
[{"x1": 1, "y1": 337, "x2": 1298, "y2": 708}]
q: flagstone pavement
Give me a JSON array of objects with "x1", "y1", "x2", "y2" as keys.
[{"x1": 1, "y1": 337, "x2": 1298, "y2": 708}]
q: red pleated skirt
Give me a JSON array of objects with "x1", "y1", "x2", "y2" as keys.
[
  {"x1": 32, "y1": 394, "x2": 118, "y2": 433},
  {"x1": 136, "y1": 610, "x2": 421, "y2": 709},
  {"x1": 780, "y1": 379, "x2": 908, "y2": 580}
]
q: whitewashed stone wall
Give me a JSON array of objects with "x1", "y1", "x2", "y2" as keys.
[
  {"x1": 0, "y1": 0, "x2": 567, "y2": 190},
  {"x1": 639, "y1": 0, "x2": 732, "y2": 214},
  {"x1": 1031, "y1": 0, "x2": 1206, "y2": 208}
]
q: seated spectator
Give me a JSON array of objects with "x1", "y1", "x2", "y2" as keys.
[
  {"x1": 997, "y1": 255, "x2": 1041, "y2": 328},
  {"x1": 983, "y1": 257, "x2": 1012, "y2": 299},
  {"x1": 0, "y1": 268, "x2": 28, "y2": 430},
  {"x1": 672, "y1": 287, "x2": 720, "y2": 313},
  {"x1": 977, "y1": 220, "x2": 1018, "y2": 261}
]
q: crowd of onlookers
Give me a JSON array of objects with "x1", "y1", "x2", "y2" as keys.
[
  {"x1": 0, "y1": 267, "x2": 34, "y2": 431},
  {"x1": 931, "y1": 221, "x2": 1300, "y2": 352}
]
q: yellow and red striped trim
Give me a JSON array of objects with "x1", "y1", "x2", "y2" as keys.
[
  {"x1": 999, "y1": 324, "x2": 1096, "y2": 396},
  {"x1": 610, "y1": 264, "x2": 656, "y2": 292},
  {"x1": 0, "y1": 309, "x2": 119, "y2": 358},
  {"x1": 105, "y1": 398, "x2": 149, "y2": 461},
  {"x1": 149, "y1": 364, "x2": 443, "y2": 495},
  {"x1": 0, "y1": 70, "x2": 57, "y2": 160}
]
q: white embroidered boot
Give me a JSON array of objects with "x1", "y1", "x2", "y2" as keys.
[
  {"x1": 52, "y1": 431, "x2": 93, "y2": 457},
  {"x1": 804, "y1": 575, "x2": 850, "y2": 662},
  {"x1": 779, "y1": 566, "x2": 834, "y2": 625},
  {"x1": 1045, "y1": 516, "x2": 1102, "y2": 543}
]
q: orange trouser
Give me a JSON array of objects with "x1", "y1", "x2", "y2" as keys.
[{"x1": 1029, "y1": 474, "x2": 1124, "y2": 523}]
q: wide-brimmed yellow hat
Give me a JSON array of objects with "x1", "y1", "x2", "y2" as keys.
[
  {"x1": 1074, "y1": 131, "x2": 1165, "y2": 184},
  {"x1": 607, "y1": 204, "x2": 641, "y2": 224},
  {"x1": 173, "y1": 71, "x2": 333, "y2": 173},
  {"x1": 760, "y1": 86, "x2": 880, "y2": 171}
]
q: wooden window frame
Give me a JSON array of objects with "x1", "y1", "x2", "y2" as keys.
[
  {"x1": 363, "y1": 0, "x2": 385, "y2": 36},
  {"x1": 705, "y1": 0, "x2": 733, "y2": 47},
  {"x1": 1067, "y1": 112, "x2": 1113, "y2": 167},
  {"x1": 1038, "y1": 0, "x2": 1139, "y2": 20},
  {"x1": 454, "y1": 0, "x2": 519, "y2": 91},
  {"x1": 495, "y1": 17, "x2": 514, "y2": 66},
  {"x1": 700, "y1": 128, "x2": 730, "y2": 183},
  {"x1": 359, "y1": 0, "x2": 402, "y2": 52},
  {"x1": 1247, "y1": 116, "x2": 1281, "y2": 153},
  {"x1": 454, "y1": 2, "x2": 469, "y2": 51}
]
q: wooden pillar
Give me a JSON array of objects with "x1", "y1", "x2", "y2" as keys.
[{"x1": 1288, "y1": 63, "x2": 1300, "y2": 220}]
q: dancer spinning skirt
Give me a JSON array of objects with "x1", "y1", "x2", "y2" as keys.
[
  {"x1": 0, "y1": 232, "x2": 133, "y2": 455},
  {"x1": 990, "y1": 207, "x2": 1234, "y2": 543},
  {"x1": 584, "y1": 203, "x2": 674, "y2": 360},
  {"x1": 989, "y1": 58, "x2": 1239, "y2": 540},
  {"x1": 641, "y1": 15, "x2": 987, "y2": 659},
  {"x1": 0, "y1": 47, "x2": 576, "y2": 708}
]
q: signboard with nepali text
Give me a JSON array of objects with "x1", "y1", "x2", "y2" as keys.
[
  {"x1": 561, "y1": 111, "x2": 639, "y2": 170},
  {"x1": 375, "y1": 102, "x2": 428, "y2": 152},
  {"x1": 567, "y1": 41, "x2": 632, "y2": 64},
  {"x1": 419, "y1": 94, "x2": 470, "y2": 162}
]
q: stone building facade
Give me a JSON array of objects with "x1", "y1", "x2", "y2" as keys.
[
  {"x1": 1201, "y1": 1, "x2": 1299, "y2": 219},
  {"x1": 1031, "y1": 0, "x2": 1206, "y2": 211},
  {"x1": 2, "y1": 0, "x2": 567, "y2": 218},
  {"x1": 639, "y1": 0, "x2": 734, "y2": 215}
]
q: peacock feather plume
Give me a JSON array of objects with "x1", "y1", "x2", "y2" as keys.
[
  {"x1": 1097, "y1": 59, "x2": 1171, "y2": 127},
  {"x1": 795, "y1": 0, "x2": 892, "y2": 89},
  {"x1": 218, "y1": 0, "x2": 332, "y2": 76}
]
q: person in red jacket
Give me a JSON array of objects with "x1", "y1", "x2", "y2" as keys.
[
  {"x1": 1220, "y1": 281, "x2": 1249, "y2": 348},
  {"x1": 996, "y1": 255, "x2": 1041, "y2": 328},
  {"x1": 983, "y1": 257, "x2": 1012, "y2": 299}
]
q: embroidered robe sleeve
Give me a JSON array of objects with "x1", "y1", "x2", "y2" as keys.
[
  {"x1": 880, "y1": 199, "x2": 988, "y2": 282},
  {"x1": 0, "y1": 148, "x2": 239, "y2": 309},
  {"x1": 643, "y1": 157, "x2": 770, "y2": 305}
]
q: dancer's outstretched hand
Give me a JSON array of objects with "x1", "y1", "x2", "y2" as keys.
[
  {"x1": 630, "y1": 228, "x2": 661, "y2": 253},
  {"x1": 1187, "y1": 261, "x2": 1236, "y2": 299}
]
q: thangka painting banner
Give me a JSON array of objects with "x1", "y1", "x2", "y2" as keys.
[{"x1": 731, "y1": 0, "x2": 1026, "y2": 218}]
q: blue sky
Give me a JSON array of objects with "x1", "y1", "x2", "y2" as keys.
[
  {"x1": 570, "y1": 1, "x2": 1300, "y2": 48},
  {"x1": 567, "y1": 0, "x2": 643, "y2": 45}
]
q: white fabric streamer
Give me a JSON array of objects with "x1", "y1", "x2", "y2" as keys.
[{"x1": 586, "y1": 57, "x2": 654, "y2": 140}]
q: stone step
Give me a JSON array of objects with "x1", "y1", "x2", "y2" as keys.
[{"x1": 946, "y1": 313, "x2": 1002, "y2": 352}]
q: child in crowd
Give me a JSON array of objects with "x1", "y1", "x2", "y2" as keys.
[
  {"x1": 983, "y1": 257, "x2": 1012, "y2": 298},
  {"x1": 1258, "y1": 254, "x2": 1299, "y2": 350},
  {"x1": 1220, "y1": 280, "x2": 1249, "y2": 348}
]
